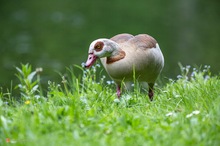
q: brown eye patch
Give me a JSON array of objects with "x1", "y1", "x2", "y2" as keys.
[{"x1": 94, "y1": 41, "x2": 104, "y2": 52}]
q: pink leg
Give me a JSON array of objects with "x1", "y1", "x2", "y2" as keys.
[
  {"x1": 148, "y1": 83, "x2": 154, "y2": 101},
  {"x1": 116, "y1": 85, "x2": 121, "y2": 98}
]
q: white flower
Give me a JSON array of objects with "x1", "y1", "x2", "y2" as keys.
[
  {"x1": 166, "y1": 112, "x2": 174, "y2": 117},
  {"x1": 113, "y1": 98, "x2": 120, "y2": 103},
  {"x1": 96, "y1": 64, "x2": 101, "y2": 68},
  {"x1": 186, "y1": 113, "x2": 193, "y2": 118},
  {"x1": 186, "y1": 110, "x2": 200, "y2": 118},
  {"x1": 35, "y1": 95, "x2": 41, "y2": 99},
  {"x1": 124, "y1": 95, "x2": 132, "y2": 101},
  {"x1": 177, "y1": 75, "x2": 182, "y2": 79},
  {"x1": 166, "y1": 112, "x2": 177, "y2": 117},
  {"x1": 106, "y1": 80, "x2": 114, "y2": 85},
  {"x1": 192, "y1": 110, "x2": 200, "y2": 115},
  {"x1": 81, "y1": 62, "x2": 86, "y2": 67},
  {"x1": 186, "y1": 65, "x2": 191, "y2": 69},
  {"x1": 36, "y1": 67, "x2": 43, "y2": 73},
  {"x1": 191, "y1": 72, "x2": 195, "y2": 77},
  {"x1": 204, "y1": 75, "x2": 210, "y2": 80}
]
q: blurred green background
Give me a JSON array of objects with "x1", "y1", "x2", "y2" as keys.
[{"x1": 0, "y1": 0, "x2": 220, "y2": 87}]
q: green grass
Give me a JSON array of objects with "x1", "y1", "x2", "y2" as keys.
[{"x1": 0, "y1": 64, "x2": 220, "y2": 146}]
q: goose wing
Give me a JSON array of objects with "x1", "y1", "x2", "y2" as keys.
[
  {"x1": 111, "y1": 33, "x2": 157, "y2": 50},
  {"x1": 128, "y1": 34, "x2": 157, "y2": 50},
  {"x1": 110, "y1": 33, "x2": 134, "y2": 44}
]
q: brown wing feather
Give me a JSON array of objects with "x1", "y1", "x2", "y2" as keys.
[
  {"x1": 129, "y1": 34, "x2": 157, "y2": 49},
  {"x1": 110, "y1": 33, "x2": 134, "y2": 44}
]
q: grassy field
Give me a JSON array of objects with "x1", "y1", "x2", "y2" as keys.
[{"x1": 0, "y1": 64, "x2": 220, "y2": 146}]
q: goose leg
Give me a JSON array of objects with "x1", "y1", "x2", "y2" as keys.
[
  {"x1": 116, "y1": 85, "x2": 121, "y2": 98},
  {"x1": 148, "y1": 83, "x2": 154, "y2": 101}
]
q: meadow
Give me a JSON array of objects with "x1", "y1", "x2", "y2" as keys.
[{"x1": 0, "y1": 64, "x2": 220, "y2": 146}]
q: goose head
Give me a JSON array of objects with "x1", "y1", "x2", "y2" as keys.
[{"x1": 85, "y1": 39, "x2": 119, "y2": 68}]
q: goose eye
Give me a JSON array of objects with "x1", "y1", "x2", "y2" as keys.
[{"x1": 94, "y1": 41, "x2": 104, "y2": 52}]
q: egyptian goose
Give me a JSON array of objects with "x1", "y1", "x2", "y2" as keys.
[{"x1": 85, "y1": 33, "x2": 164, "y2": 101}]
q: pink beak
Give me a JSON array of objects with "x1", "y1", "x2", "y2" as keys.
[{"x1": 85, "y1": 53, "x2": 97, "y2": 68}]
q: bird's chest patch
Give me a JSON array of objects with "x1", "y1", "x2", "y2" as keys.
[{"x1": 106, "y1": 50, "x2": 126, "y2": 64}]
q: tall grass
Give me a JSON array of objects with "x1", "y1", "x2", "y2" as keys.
[{"x1": 0, "y1": 63, "x2": 219, "y2": 146}]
